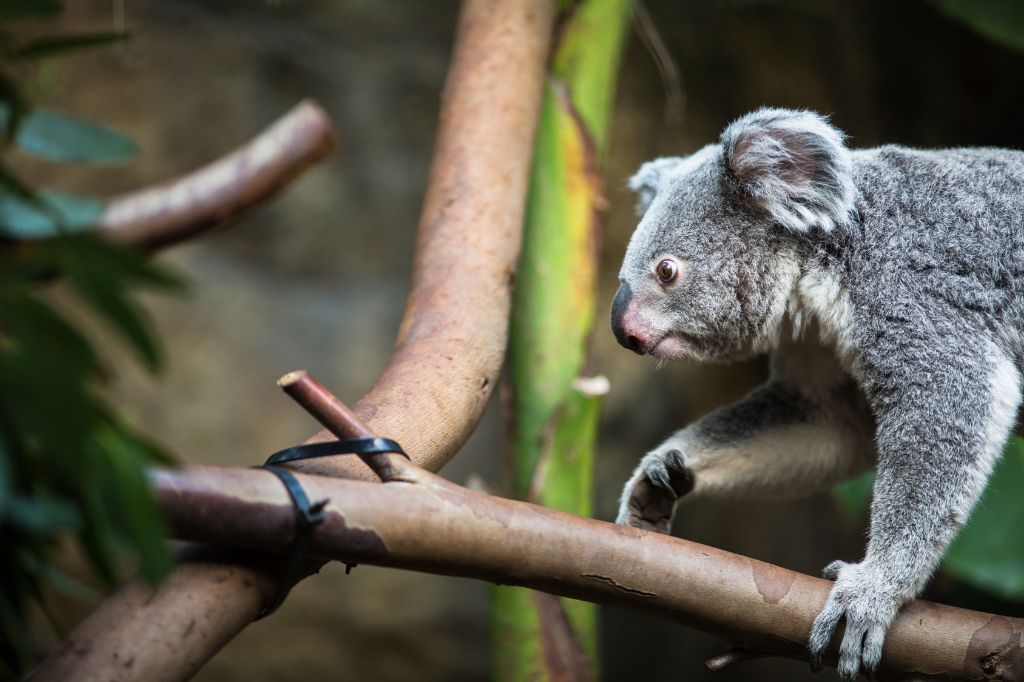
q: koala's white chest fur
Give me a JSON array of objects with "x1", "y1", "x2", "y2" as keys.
[{"x1": 788, "y1": 263, "x2": 859, "y2": 376}]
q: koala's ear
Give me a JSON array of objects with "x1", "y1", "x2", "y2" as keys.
[
  {"x1": 628, "y1": 157, "x2": 683, "y2": 217},
  {"x1": 721, "y1": 108, "x2": 855, "y2": 233}
]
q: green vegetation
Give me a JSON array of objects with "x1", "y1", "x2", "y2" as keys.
[
  {"x1": 492, "y1": 1, "x2": 632, "y2": 679},
  {"x1": 0, "y1": 6, "x2": 179, "y2": 679}
]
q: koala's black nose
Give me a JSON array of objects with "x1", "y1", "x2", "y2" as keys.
[{"x1": 611, "y1": 284, "x2": 641, "y2": 352}]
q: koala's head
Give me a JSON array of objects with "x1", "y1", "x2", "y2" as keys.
[{"x1": 611, "y1": 108, "x2": 855, "y2": 362}]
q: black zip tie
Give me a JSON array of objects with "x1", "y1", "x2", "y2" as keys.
[
  {"x1": 255, "y1": 436, "x2": 408, "y2": 618},
  {"x1": 255, "y1": 465, "x2": 327, "y2": 619},
  {"x1": 264, "y1": 436, "x2": 409, "y2": 466}
]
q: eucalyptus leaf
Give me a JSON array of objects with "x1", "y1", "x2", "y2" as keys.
[
  {"x1": 72, "y1": 279, "x2": 162, "y2": 369},
  {"x1": 50, "y1": 238, "x2": 182, "y2": 369},
  {"x1": 0, "y1": 190, "x2": 103, "y2": 237},
  {"x1": 0, "y1": 295, "x2": 99, "y2": 375},
  {"x1": 77, "y1": 482, "x2": 120, "y2": 586},
  {"x1": 99, "y1": 428, "x2": 172, "y2": 585},
  {"x1": 5, "y1": 495, "x2": 79, "y2": 533},
  {"x1": 2, "y1": 107, "x2": 137, "y2": 163},
  {"x1": 0, "y1": 7, "x2": 174, "y2": 678}
]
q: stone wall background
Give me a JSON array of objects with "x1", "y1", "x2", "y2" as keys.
[{"x1": 25, "y1": 1, "x2": 1024, "y2": 679}]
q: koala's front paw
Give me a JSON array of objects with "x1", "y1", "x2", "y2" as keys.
[
  {"x1": 808, "y1": 560, "x2": 904, "y2": 680},
  {"x1": 615, "y1": 448, "x2": 694, "y2": 534}
]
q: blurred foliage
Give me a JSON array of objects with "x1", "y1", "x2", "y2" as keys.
[
  {"x1": 0, "y1": 5, "x2": 179, "y2": 679},
  {"x1": 944, "y1": 437, "x2": 1024, "y2": 600},
  {"x1": 930, "y1": 0, "x2": 1024, "y2": 53},
  {"x1": 832, "y1": 436, "x2": 1024, "y2": 602}
]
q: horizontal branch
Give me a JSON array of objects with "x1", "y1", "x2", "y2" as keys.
[
  {"x1": 152, "y1": 464, "x2": 1023, "y2": 682},
  {"x1": 97, "y1": 99, "x2": 338, "y2": 250}
]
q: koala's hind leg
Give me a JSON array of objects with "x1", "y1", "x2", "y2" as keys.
[{"x1": 617, "y1": 338, "x2": 876, "y2": 533}]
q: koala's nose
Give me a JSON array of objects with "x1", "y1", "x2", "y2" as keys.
[{"x1": 611, "y1": 283, "x2": 651, "y2": 355}]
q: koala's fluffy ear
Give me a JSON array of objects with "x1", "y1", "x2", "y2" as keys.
[
  {"x1": 721, "y1": 108, "x2": 855, "y2": 233},
  {"x1": 628, "y1": 157, "x2": 683, "y2": 217}
]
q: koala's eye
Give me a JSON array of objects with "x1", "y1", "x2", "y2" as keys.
[{"x1": 655, "y1": 259, "x2": 678, "y2": 284}]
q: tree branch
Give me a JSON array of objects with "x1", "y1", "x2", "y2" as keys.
[
  {"x1": 30, "y1": 2, "x2": 556, "y2": 680},
  {"x1": 277, "y1": 370, "x2": 423, "y2": 484},
  {"x1": 149, "y1": 463, "x2": 1024, "y2": 682},
  {"x1": 97, "y1": 99, "x2": 338, "y2": 251}
]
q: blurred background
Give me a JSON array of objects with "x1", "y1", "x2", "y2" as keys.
[{"x1": 21, "y1": 0, "x2": 1024, "y2": 679}]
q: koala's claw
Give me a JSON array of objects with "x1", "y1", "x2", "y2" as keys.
[
  {"x1": 615, "y1": 448, "x2": 694, "y2": 534},
  {"x1": 821, "y1": 559, "x2": 848, "y2": 580},
  {"x1": 808, "y1": 560, "x2": 899, "y2": 681},
  {"x1": 646, "y1": 449, "x2": 691, "y2": 493}
]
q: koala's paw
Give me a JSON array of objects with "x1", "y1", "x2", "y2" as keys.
[
  {"x1": 808, "y1": 560, "x2": 903, "y2": 680},
  {"x1": 615, "y1": 448, "x2": 694, "y2": 534}
]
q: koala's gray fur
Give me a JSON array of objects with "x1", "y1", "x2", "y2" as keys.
[{"x1": 611, "y1": 107, "x2": 1024, "y2": 680}]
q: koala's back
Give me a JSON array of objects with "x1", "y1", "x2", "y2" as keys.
[{"x1": 848, "y1": 145, "x2": 1024, "y2": 352}]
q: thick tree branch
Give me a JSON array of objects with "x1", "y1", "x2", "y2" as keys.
[
  {"x1": 30, "y1": 2, "x2": 555, "y2": 680},
  {"x1": 150, "y1": 463, "x2": 1024, "y2": 682},
  {"x1": 98, "y1": 99, "x2": 338, "y2": 250}
]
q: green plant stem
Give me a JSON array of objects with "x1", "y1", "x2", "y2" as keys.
[{"x1": 493, "y1": 1, "x2": 632, "y2": 679}]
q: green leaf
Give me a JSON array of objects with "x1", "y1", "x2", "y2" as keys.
[
  {"x1": 944, "y1": 437, "x2": 1024, "y2": 601},
  {"x1": 0, "y1": 295, "x2": 100, "y2": 375},
  {"x1": 28, "y1": 560, "x2": 100, "y2": 603},
  {"x1": 0, "y1": 190, "x2": 103, "y2": 237},
  {"x1": 930, "y1": 0, "x2": 1024, "y2": 52},
  {"x1": 50, "y1": 238, "x2": 182, "y2": 369},
  {"x1": 0, "y1": 0, "x2": 60, "y2": 20},
  {"x1": 51, "y1": 235, "x2": 183, "y2": 289},
  {"x1": 11, "y1": 31, "x2": 127, "y2": 59},
  {"x1": 5, "y1": 495, "x2": 79, "y2": 533},
  {"x1": 77, "y1": 484, "x2": 120, "y2": 586},
  {"x1": 2, "y1": 107, "x2": 137, "y2": 163},
  {"x1": 96, "y1": 426, "x2": 171, "y2": 585}
]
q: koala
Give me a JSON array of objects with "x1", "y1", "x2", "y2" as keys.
[{"x1": 610, "y1": 107, "x2": 1024, "y2": 680}]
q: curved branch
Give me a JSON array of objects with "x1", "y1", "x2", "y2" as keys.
[
  {"x1": 97, "y1": 99, "x2": 338, "y2": 250},
  {"x1": 30, "y1": 2, "x2": 556, "y2": 681},
  {"x1": 149, "y1": 464, "x2": 1024, "y2": 682}
]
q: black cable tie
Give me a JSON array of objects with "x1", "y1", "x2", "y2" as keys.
[
  {"x1": 255, "y1": 465, "x2": 328, "y2": 619},
  {"x1": 264, "y1": 436, "x2": 408, "y2": 466},
  {"x1": 254, "y1": 436, "x2": 408, "y2": 617}
]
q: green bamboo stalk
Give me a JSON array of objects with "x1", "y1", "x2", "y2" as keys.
[{"x1": 492, "y1": 1, "x2": 632, "y2": 679}]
